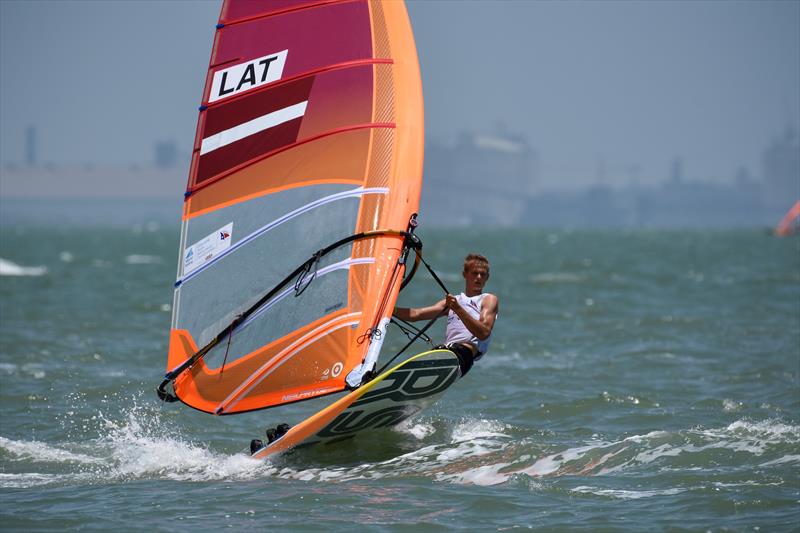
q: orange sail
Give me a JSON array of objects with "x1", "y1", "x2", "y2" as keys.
[
  {"x1": 775, "y1": 201, "x2": 800, "y2": 237},
  {"x1": 161, "y1": 0, "x2": 424, "y2": 415}
]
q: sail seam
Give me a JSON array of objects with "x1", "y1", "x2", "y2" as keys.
[{"x1": 176, "y1": 187, "x2": 388, "y2": 286}]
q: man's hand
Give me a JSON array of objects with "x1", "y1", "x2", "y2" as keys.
[{"x1": 445, "y1": 293, "x2": 460, "y2": 312}]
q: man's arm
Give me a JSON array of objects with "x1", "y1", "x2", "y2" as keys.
[
  {"x1": 446, "y1": 293, "x2": 498, "y2": 340},
  {"x1": 394, "y1": 299, "x2": 447, "y2": 322}
]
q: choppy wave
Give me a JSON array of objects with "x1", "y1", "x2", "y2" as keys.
[
  {"x1": 0, "y1": 258, "x2": 47, "y2": 277},
  {"x1": 2, "y1": 399, "x2": 797, "y2": 492},
  {"x1": 0, "y1": 403, "x2": 272, "y2": 488},
  {"x1": 0, "y1": 437, "x2": 102, "y2": 465}
]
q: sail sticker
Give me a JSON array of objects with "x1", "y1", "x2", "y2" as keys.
[
  {"x1": 183, "y1": 222, "x2": 233, "y2": 276},
  {"x1": 209, "y1": 50, "x2": 288, "y2": 103}
]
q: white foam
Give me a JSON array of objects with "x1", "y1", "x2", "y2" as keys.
[
  {"x1": 0, "y1": 436, "x2": 103, "y2": 465},
  {"x1": 451, "y1": 418, "x2": 509, "y2": 442},
  {"x1": 0, "y1": 473, "x2": 70, "y2": 489},
  {"x1": 6, "y1": 404, "x2": 796, "y2": 490},
  {"x1": 723, "y1": 419, "x2": 800, "y2": 438},
  {"x1": 632, "y1": 443, "x2": 684, "y2": 465},
  {"x1": 722, "y1": 399, "x2": 742, "y2": 412},
  {"x1": 21, "y1": 363, "x2": 46, "y2": 379},
  {"x1": 521, "y1": 441, "x2": 618, "y2": 477},
  {"x1": 0, "y1": 258, "x2": 47, "y2": 277},
  {"x1": 250, "y1": 418, "x2": 800, "y2": 487},
  {"x1": 691, "y1": 419, "x2": 800, "y2": 456},
  {"x1": 109, "y1": 436, "x2": 266, "y2": 482},
  {"x1": 397, "y1": 419, "x2": 436, "y2": 440},
  {"x1": 438, "y1": 462, "x2": 512, "y2": 486},
  {"x1": 436, "y1": 419, "x2": 800, "y2": 486},
  {"x1": 1, "y1": 401, "x2": 279, "y2": 487},
  {"x1": 124, "y1": 254, "x2": 162, "y2": 265},
  {"x1": 96, "y1": 406, "x2": 271, "y2": 482},
  {"x1": 529, "y1": 272, "x2": 586, "y2": 284},
  {"x1": 759, "y1": 455, "x2": 800, "y2": 467},
  {"x1": 624, "y1": 430, "x2": 670, "y2": 443},
  {"x1": 571, "y1": 486, "x2": 686, "y2": 500}
]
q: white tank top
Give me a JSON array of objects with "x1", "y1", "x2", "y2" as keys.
[{"x1": 445, "y1": 293, "x2": 492, "y2": 355}]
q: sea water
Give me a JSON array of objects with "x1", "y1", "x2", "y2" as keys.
[{"x1": 1, "y1": 204, "x2": 798, "y2": 531}]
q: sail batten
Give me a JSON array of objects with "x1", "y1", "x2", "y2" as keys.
[{"x1": 164, "y1": 0, "x2": 423, "y2": 415}]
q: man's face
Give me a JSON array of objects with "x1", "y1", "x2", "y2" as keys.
[{"x1": 463, "y1": 263, "x2": 489, "y2": 293}]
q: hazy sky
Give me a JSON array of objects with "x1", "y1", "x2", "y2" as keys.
[{"x1": 1, "y1": 0, "x2": 798, "y2": 188}]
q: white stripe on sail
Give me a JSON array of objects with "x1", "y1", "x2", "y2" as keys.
[
  {"x1": 216, "y1": 313, "x2": 362, "y2": 414},
  {"x1": 177, "y1": 187, "x2": 389, "y2": 285},
  {"x1": 200, "y1": 101, "x2": 308, "y2": 155}
]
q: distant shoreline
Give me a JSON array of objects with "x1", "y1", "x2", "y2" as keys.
[{"x1": 0, "y1": 196, "x2": 183, "y2": 227}]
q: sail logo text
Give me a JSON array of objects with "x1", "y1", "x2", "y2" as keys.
[
  {"x1": 209, "y1": 50, "x2": 288, "y2": 103},
  {"x1": 183, "y1": 222, "x2": 233, "y2": 276}
]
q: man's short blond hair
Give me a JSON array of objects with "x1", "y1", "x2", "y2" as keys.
[{"x1": 463, "y1": 253, "x2": 490, "y2": 272}]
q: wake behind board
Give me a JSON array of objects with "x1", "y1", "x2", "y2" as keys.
[{"x1": 251, "y1": 349, "x2": 460, "y2": 459}]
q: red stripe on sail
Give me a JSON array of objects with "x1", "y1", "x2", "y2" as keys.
[
  {"x1": 196, "y1": 119, "x2": 304, "y2": 185},
  {"x1": 204, "y1": 77, "x2": 315, "y2": 138}
]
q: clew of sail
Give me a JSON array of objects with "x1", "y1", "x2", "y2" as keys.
[{"x1": 162, "y1": 0, "x2": 424, "y2": 415}]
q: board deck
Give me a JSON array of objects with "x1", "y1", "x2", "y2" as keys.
[{"x1": 251, "y1": 349, "x2": 461, "y2": 459}]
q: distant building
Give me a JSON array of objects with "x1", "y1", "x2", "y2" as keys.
[
  {"x1": 669, "y1": 157, "x2": 684, "y2": 184},
  {"x1": 154, "y1": 140, "x2": 179, "y2": 169},
  {"x1": 420, "y1": 130, "x2": 538, "y2": 226}
]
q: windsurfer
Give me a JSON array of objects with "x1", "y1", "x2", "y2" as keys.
[{"x1": 394, "y1": 253, "x2": 498, "y2": 376}]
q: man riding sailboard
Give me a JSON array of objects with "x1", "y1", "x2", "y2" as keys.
[{"x1": 394, "y1": 253, "x2": 499, "y2": 377}]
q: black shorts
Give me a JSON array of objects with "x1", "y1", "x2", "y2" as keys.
[{"x1": 436, "y1": 343, "x2": 478, "y2": 377}]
